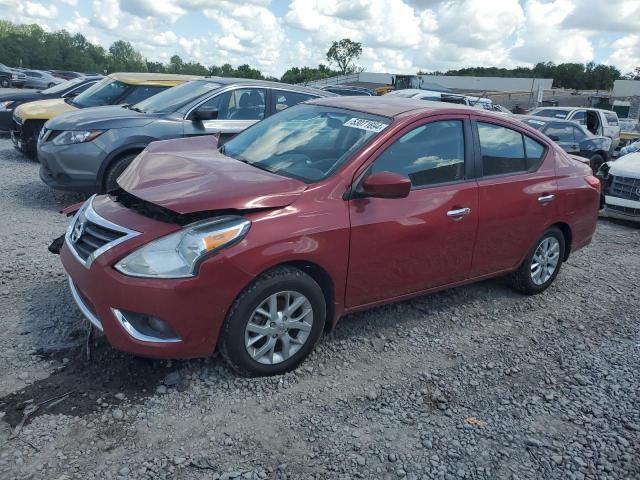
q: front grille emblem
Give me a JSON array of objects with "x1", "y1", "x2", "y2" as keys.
[{"x1": 70, "y1": 220, "x2": 85, "y2": 244}]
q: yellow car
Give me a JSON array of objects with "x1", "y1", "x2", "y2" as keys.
[{"x1": 11, "y1": 72, "x2": 200, "y2": 158}]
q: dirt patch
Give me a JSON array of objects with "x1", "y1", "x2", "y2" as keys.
[{"x1": 0, "y1": 336, "x2": 174, "y2": 428}]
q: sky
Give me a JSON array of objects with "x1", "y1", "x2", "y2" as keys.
[{"x1": 2, "y1": 0, "x2": 640, "y2": 77}]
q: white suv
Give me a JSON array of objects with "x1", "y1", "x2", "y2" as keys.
[
  {"x1": 599, "y1": 153, "x2": 640, "y2": 223},
  {"x1": 530, "y1": 107, "x2": 620, "y2": 151}
]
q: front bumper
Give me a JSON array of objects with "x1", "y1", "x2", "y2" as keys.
[
  {"x1": 61, "y1": 197, "x2": 254, "y2": 359},
  {"x1": 600, "y1": 195, "x2": 640, "y2": 223},
  {"x1": 38, "y1": 138, "x2": 107, "y2": 191}
]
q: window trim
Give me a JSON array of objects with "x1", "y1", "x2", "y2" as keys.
[
  {"x1": 347, "y1": 114, "x2": 475, "y2": 198},
  {"x1": 471, "y1": 119, "x2": 549, "y2": 180}
]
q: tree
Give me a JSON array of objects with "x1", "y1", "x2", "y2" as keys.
[
  {"x1": 107, "y1": 40, "x2": 147, "y2": 72},
  {"x1": 326, "y1": 39, "x2": 362, "y2": 75}
]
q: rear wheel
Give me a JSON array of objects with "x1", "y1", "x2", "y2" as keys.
[
  {"x1": 589, "y1": 153, "x2": 605, "y2": 174},
  {"x1": 219, "y1": 267, "x2": 325, "y2": 377},
  {"x1": 47, "y1": 83, "x2": 55, "y2": 88},
  {"x1": 0, "y1": 78, "x2": 9, "y2": 88},
  {"x1": 102, "y1": 153, "x2": 138, "y2": 192},
  {"x1": 508, "y1": 227, "x2": 565, "y2": 295}
]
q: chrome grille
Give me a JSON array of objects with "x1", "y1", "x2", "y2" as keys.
[
  {"x1": 66, "y1": 195, "x2": 141, "y2": 268},
  {"x1": 609, "y1": 175, "x2": 640, "y2": 201}
]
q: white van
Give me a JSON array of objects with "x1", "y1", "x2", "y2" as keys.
[{"x1": 389, "y1": 89, "x2": 493, "y2": 110}]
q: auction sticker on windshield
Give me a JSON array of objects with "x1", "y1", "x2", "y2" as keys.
[{"x1": 344, "y1": 118, "x2": 387, "y2": 133}]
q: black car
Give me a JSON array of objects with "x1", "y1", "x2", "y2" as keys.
[
  {"x1": 519, "y1": 115, "x2": 611, "y2": 172},
  {"x1": 0, "y1": 75, "x2": 102, "y2": 131}
]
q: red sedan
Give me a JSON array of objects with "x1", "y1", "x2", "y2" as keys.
[{"x1": 58, "y1": 97, "x2": 600, "y2": 376}]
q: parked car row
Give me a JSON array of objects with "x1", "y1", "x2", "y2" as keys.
[{"x1": 0, "y1": 63, "x2": 27, "y2": 88}]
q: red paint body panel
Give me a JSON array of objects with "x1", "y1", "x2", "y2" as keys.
[{"x1": 60, "y1": 98, "x2": 600, "y2": 359}]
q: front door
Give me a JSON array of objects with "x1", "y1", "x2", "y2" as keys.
[
  {"x1": 346, "y1": 117, "x2": 479, "y2": 308},
  {"x1": 469, "y1": 119, "x2": 558, "y2": 277},
  {"x1": 183, "y1": 87, "x2": 266, "y2": 143}
]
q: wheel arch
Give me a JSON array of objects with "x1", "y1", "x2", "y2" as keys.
[
  {"x1": 97, "y1": 143, "x2": 151, "y2": 189},
  {"x1": 551, "y1": 221, "x2": 572, "y2": 261}
]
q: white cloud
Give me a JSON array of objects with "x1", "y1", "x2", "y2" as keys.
[{"x1": 606, "y1": 34, "x2": 640, "y2": 74}]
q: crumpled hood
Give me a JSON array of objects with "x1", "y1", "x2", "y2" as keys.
[
  {"x1": 46, "y1": 105, "x2": 158, "y2": 130},
  {"x1": 610, "y1": 153, "x2": 640, "y2": 177},
  {"x1": 117, "y1": 136, "x2": 307, "y2": 214},
  {"x1": 13, "y1": 98, "x2": 76, "y2": 121}
]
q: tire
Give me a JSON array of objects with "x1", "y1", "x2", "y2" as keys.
[
  {"x1": 47, "y1": 83, "x2": 55, "y2": 88},
  {"x1": 102, "y1": 153, "x2": 138, "y2": 193},
  {"x1": 0, "y1": 78, "x2": 9, "y2": 88},
  {"x1": 507, "y1": 227, "x2": 565, "y2": 295},
  {"x1": 589, "y1": 153, "x2": 605, "y2": 175},
  {"x1": 219, "y1": 267, "x2": 326, "y2": 377}
]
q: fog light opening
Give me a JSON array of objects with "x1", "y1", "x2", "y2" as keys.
[{"x1": 112, "y1": 309, "x2": 181, "y2": 343}]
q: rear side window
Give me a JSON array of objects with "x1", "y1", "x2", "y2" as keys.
[
  {"x1": 605, "y1": 112, "x2": 618, "y2": 126},
  {"x1": 544, "y1": 123, "x2": 574, "y2": 142},
  {"x1": 478, "y1": 122, "x2": 545, "y2": 176},
  {"x1": 272, "y1": 90, "x2": 316, "y2": 112},
  {"x1": 371, "y1": 120, "x2": 465, "y2": 187}
]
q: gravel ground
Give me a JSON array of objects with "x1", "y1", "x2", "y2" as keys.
[{"x1": 0, "y1": 133, "x2": 638, "y2": 480}]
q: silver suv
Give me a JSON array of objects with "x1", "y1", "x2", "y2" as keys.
[{"x1": 38, "y1": 78, "x2": 334, "y2": 192}]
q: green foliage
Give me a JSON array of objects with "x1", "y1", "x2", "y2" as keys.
[
  {"x1": 280, "y1": 64, "x2": 338, "y2": 84},
  {"x1": 326, "y1": 39, "x2": 362, "y2": 75},
  {"x1": 439, "y1": 61, "x2": 621, "y2": 90}
]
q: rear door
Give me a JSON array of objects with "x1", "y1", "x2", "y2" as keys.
[
  {"x1": 470, "y1": 118, "x2": 558, "y2": 277},
  {"x1": 183, "y1": 87, "x2": 266, "y2": 143},
  {"x1": 346, "y1": 115, "x2": 479, "y2": 307}
]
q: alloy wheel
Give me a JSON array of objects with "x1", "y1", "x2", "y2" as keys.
[
  {"x1": 244, "y1": 290, "x2": 314, "y2": 365},
  {"x1": 531, "y1": 237, "x2": 560, "y2": 285}
]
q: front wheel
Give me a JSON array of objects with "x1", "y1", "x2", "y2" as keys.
[
  {"x1": 102, "y1": 153, "x2": 138, "y2": 193},
  {"x1": 508, "y1": 227, "x2": 565, "y2": 295},
  {"x1": 219, "y1": 267, "x2": 326, "y2": 377}
]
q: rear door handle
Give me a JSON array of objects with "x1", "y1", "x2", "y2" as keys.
[
  {"x1": 538, "y1": 194, "x2": 555, "y2": 204},
  {"x1": 447, "y1": 207, "x2": 471, "y2": 218}
]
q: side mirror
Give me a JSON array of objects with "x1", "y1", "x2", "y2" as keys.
[
  {"x1": 548, "y1": 134, "x2": 560, "y2": 142},
  {"x1": 192, "y1": 108, "x2": 218, "y2": 122},
  {"x1": 360, "y1": 171, "x2": 411, "y2": 199}
]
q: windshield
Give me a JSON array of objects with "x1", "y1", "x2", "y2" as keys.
[
  {"x1": 42, "y1": 77, "x2": 86, "y2": 95},
  {"x1": 134, "y1": 80, "x2": 221, "y2": 114},
  {"x1": 221, "y1": 104, "x2": 391, "y2": 183},
  {"x1": 71, "y1": 78, "x2": 129, "y2": 108},
  {"x1": 533, "y1": 109, "x2": 569, "y2": 119}
]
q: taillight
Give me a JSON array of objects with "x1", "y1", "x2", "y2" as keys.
[{"x1": 585, "y1": 175, "x2": 601, "y2": 192}]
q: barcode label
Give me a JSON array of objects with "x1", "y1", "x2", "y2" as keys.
[{"x1": 344, "y1": 118, "x2": 387, "y2": 133}]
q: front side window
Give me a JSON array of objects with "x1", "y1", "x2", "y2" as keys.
[
  {"x1": 370, "y1": 120, "x2": 465, "y2": 187},
  {"x1": 71, "y1": 78, "x2": 129, "y2": 108},
  {"x1": 122, "y1": 86, "x2": 167, "y2": 105},
  {"x1": 222, "y1": 104, "x2": 390, "y2": 183},
  {"x1": 202, "y1": 88, "x2": 266, "y2": 120},
  {"x1": 272, "y1": 90, "x2": 315, "y2": 112},
  {"x1": 478, "y1": 122, "x2": 545, "y2": 176},
  {"x1": 571, "y1": 111, "x2": 586, "y2": 125}
]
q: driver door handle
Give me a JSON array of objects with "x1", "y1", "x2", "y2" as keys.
[
  {"x1": 538, "y1": 194, "x2": 555, "y2": 204},
  {"x1": 447, "y1": 207, "x2": 471, "y2": 218}
]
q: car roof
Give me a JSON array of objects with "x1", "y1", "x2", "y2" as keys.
[
  {"x1": 199, "y1": 77, "x2": 335, "y2": 95},
  {"x1": 307, "y1": 96, "x2": 481, "y2": 117},
  {"x1": 533, "y1": 106, "x2": 615, "y2": 114},
  {"x1": 107, "y1": 72, "x2": 202, "y2": 85}
]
